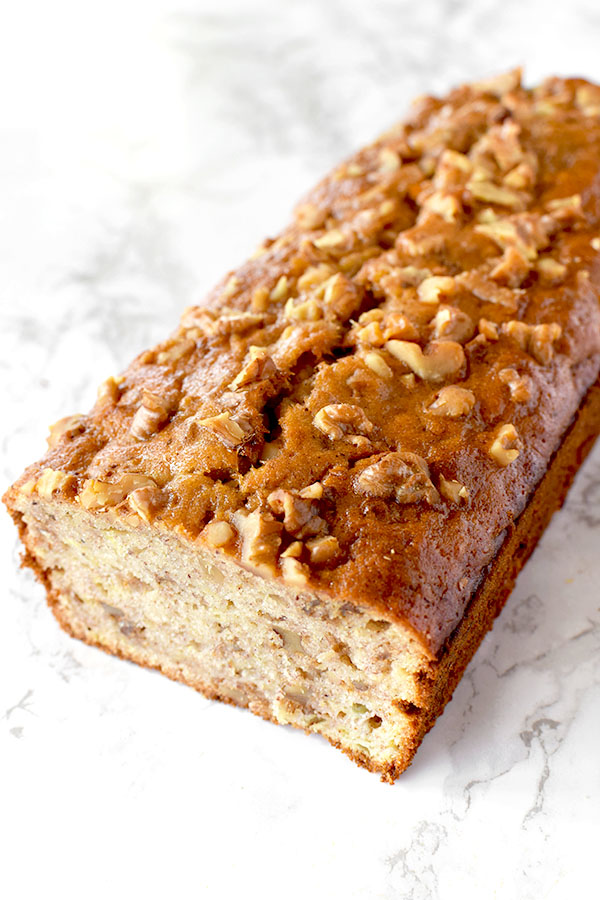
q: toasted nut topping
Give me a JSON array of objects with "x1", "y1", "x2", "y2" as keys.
[
  {"x1": 356, "y1": 451, "x2": 440, "y2": 505},
  {"x1": 79, "y1": 474, "x2": 157, "y2": 510},
  {"x1": 378, "y1": 147, "x2": 401, "y2": 172},
  {"x1": 222, "y1": 275, "x2": 239, "y2": 298},
  {"x1": 419, "y1": 190, "x2": 462, "y2": 223},
  {"x1": 591, "y1": 237, "x2": 600, "y2": 251},
  {"x1": 478, "y1": 318, "x2": 499, "y2": 341},
  {"x1": 313, "y1": 404, "x2": 374, "y2": 440},
  {"x1": 35, "y1": 468, "x2": 75, "y2": 498},
  {"x1": 156, "y1": 338, "x2": 196, "y2": 366},
  {"x1": 498, "y1": 367, "x2": 533, "y2": 402},
  {"x1": 313, "y1": 228, "x2": 346, "y2": 249},
  {"x1": 306, "y1": 535, "x2": 340, "y2": 564},
  {"x1": 280, "y1": 556, "x2": 310, "y2": 586},
  {"x1": 251, "y1": 286, "x2": 271, "y2": 312},
  {"x1": 97, "y1": 375, "x2": 124, "y2": 402},
  {"x1": 467, "y1": 180, "x2": 524, "y2": 209},
  {"x1": 130, "y1": 391, "x2": 173, "y2": 441},
  {"x1": 489, "y1": 247, "x2": 530, "y2": 287},
  {"x1": 197, "y1": 412, "x2": 251, "y2": 446},
  {"x1": 575, "y1": 84, "x2": 600, "y2": 116},
  {"x1": 267, "y1": 489, "x2": 325, "y2": 538},
  {"x1": 475, "y1": 219, "x2": 538, "y2": 261},
  {"x1": 458, "y1": 269, "x2": 519, "y2": 311},
  {"x1": 473, "y1": 68, "x2": 521, "y2": 97},
  {"x1": 270, "y1": 275, "x2": 289, "y2": 302},
  {"x1": 204, "y1": 520, "x2": 236, "y2": 548},
  {"x1": 386, "y1": 340, "x2": 465, "y2": 382},
  {"x1": 298, "y1": 482, "x2": 324, "y2": 500},
  {"x1": 428, "y1": 385, "x2": 476, "y2": 417},
  {"x1": 439, "y1": 475, "x2": 470, "y2": 504},
  {"x1": 127, "y1": 486, "x2": 162, "y2": 524},
  {"x1": 489, "y1": 423, "x2": 522, "y2": 466},
  {"x1": 229, "y1": 347, "x2": 277, "y2": 390},
  {"x1": 536, "y1": 258, "x2": 567, "y2": 284},
  {"x1": 284, "y1": 296, "x2": 322, "y2": 321},
  {"x1": 295, "y1": 202, "x2": 327, "y2": 230},
  {"x1": 432, "y1": 306, "x2": 474, "y2": 343},
  {"x1": 233, "y1": 510, "x2": 282, "y2": 577},
  {"x1": 502, "y1": 320, "x2": 562, "y2": 365},
  {"x1": 381, "y1": 314, "x2": 419, "y2": 342},
  {"x1": 417, "y1": 275, "x2": 455, "y2": 304},
  {"x1": 280, "y1": 540, "x2": 303, "y2": 559},
  {"x1": 546, "y1": 194, "x2": 583, "y2": 222},
  {"x1": 47, "y1": 415, "x2": 85, "y2": 449},
  {"x1": 363, "y1": 350, "x2": 393, "y2": 379}
]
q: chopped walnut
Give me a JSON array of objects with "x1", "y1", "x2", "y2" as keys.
[
  {"x1": 97, "y1": 375, "x2": 124, "y2": 403},
  {"x1": 439, "y1": 475, "x2": 470, "y2": 504},
  {"x1": 313, "y1": 228, "x2": 347, "y2": 250},
  {"x1": 575, "y1": 84, "x2": 600, "y2": 116},
  {"x1": 197, "y1": 411, "x2": 252, "y2": 446},
  {"x1": 270, "y1": 275, "x2": 289, "y2": 302},
  {"x1": 229, "y1": 347, "x2": 277, "y2": 390},
  {"x1": 156, "y1": 338, "x2": 196, "y2": 366},
  {"x1": 458, "y1": 269, "x2": 519, "y2": 312},
  {"x1": 127, "y1": 486, "x2": 163, "y2": 524},
  {"x1": 473, "y1": 68, "x2": 522, "y2": 98},
  {"x1": 251, "y1": 286, "x2": 271, "y2": 312},
  {"x1": 298, "y1": 482, "x2": 324, "y2": 500},
  {"x1": 356, "y1": 451, "x2": 440, "y2": 505},
  {"x1": 79, "y1": 474, "x2": 158, "y2": 510},
  {"x1": 501, "y1": 320, "x2": 562, "y2": 365},
  {"x1": 546, "y1": 194, "x2": 584, "y2": 223},
  {"x1": 475, "y1": 219, "x2": 540, "y2": 261},
  {"x1": 489, "y1": 247, "x2": 530, "y2": 287},
  {"x1": 386, "y1": 339, "x2": 465, "y2": 382},
  {"x1": 297, "y1": 263, "x2": 336, "y2": 291},
  {"x1": 467, "y1": 180, "x2": 525, "y2": 209},
  {"x1": 378, "y1": 147, "x2": 401, "y2": 172},
  {"x1": 489, "y1": 423, "x2": 522, "y2": 467},
  {"x1": 295, "y1": 202, "x2": 327, "y2": 230},
  {"x1": 284, "y1": 296, "x2": 322, "y2": 321},
  {"x1": 35, "y1": 468, "x2": 75, "y2": 498},
  {"x1": 280, "y1": 556, "x2": 310, "y2": 587},
  {"x1": 418, "y1": 190, "x2": 462, "y2": 223},
  {"x1": 267, "y1": 489, "x2": 325, "y2": 539},
  {"x1": 536, "y1": 258, "x2": 567, "y2": 284},
  {"x1": 280, "y1": 541, "x2": 303, "y2": 559},
  {"x1": 313, "y1": 404, "x2": 374, "y2": 441},
  {"x1": 233, "y1": 509, "x2": 282, "y2": 576},
  {"x1": 130, "y1": 391, "x2": 174, "y2": 441},
  {"x1": 363, "y1": 351, "x2": 393, "y2": 379},
  {"x1": 428, "y1": 385, "x2": 476, "y2": 417},
  {"x1": 213, "y1": 311, "x2": 266, "y2": 336},
  {"x1": 498, "y1": 367, "x2": 533, "y2": 403},
  {"x1": 478, "y1": 318, "x2": 499, "y2": 341},
  {"x1": 47, "y1": 415, "x2": 85, "y2": 449},
  {"x1": 432, "y1": 306, "x2": 474, "y2": 343},
  {"x1": 306, "y1": 535, "x2": 340, "y2": 564},
  {"x1": 591, "y1": 237, "x2": 600, "y2": 251},
  {"x1": 203, "y1": 520, "x2": 236, "y2": 548},
  {"x1": 417, "y1": 275, "x2": 455, "y2": 305}
]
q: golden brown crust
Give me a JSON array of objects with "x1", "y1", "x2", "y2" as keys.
[{"x1": 5, "y1": 71, "x2": 600, "y2": 655}]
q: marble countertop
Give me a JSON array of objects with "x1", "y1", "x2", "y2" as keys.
[{"x1": 1, "y1": 1, "x2": 599, "y2": 897}]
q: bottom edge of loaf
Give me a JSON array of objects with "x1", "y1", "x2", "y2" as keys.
[{"x1": 11, "y1": 377, "x2": 600, "y2": 783}]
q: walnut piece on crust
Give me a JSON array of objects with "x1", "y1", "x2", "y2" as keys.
[
  {"x1": 489, "y1": 423, "x2": 522, "y2": 466},
  {"x1": 356, "y1": 451, "x2": 440, "y2": 505},
  {"x1": 385, "y1": 340, "x2": 465, "y2": 382},
  {"x1": 313, "y1": 404, "x2": 374, "y2": 441}
]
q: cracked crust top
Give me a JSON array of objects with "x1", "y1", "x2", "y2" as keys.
[{"x1": 6, "y1": 70, "x2": 600, "y2": 655}]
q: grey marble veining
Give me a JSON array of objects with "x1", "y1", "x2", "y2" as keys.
[{"x1": 1, "y1": 1, "x2": 599, "y2": 898}]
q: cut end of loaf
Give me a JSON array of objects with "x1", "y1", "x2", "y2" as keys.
[{"x1": 10, "y1": 488, "x2": 434, "y2": 781}]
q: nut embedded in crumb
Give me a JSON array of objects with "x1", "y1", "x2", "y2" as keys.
[
  {"x1": 385, "y1": 339, "x2": 465, "y2": 382},
  {"x1": 35, "y1": 468, "x2": 76, "y2": 498},
  {"x1": 280, "y1": 556, "x2": 310, "y2": 587},
  {"x1": 197, "y1": 411, "x2": 252, "y2": 447},
  {"x1": 439, "y1": 475, "x2": 470, "y2": 504},
  {"x1": 417, "y1": 275, "x2": 455, "y2": 305},
  {"x1": 313, "y1": 404, "x2": 374, "y2": 441},
  {"x1": 233, "y1": 509, "x2": 282, "y2": 576},
  {"x1": 489, "y1": 423, "x2": 522, "y2": 466},
  {"x1": 204, "y1": 520, "x2": 236, "y2": 548},
  {"x1": 79, "y1": 474, "x2": 158, "y2": 510},
  {"x1": 428, "y1": 385, "x2": 476, "y2": 417},
  {"x1": 498, "y1": 367, "x2": 533, "y2": 403},
  {"x1": 432, "y1": 306, "x2": 474, "y2": 344}
]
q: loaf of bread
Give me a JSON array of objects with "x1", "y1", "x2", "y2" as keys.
[{"x1": 5, "y1": 70, "x2": 600, "y2": 781}]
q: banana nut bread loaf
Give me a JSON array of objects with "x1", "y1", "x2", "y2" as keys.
[{"x1": 4, "y1": 70, "x2": 600, "y2": 781}]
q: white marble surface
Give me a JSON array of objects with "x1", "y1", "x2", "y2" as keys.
[{"x1": 1, "y1": 1, "x2": 599, "y2": 897}]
